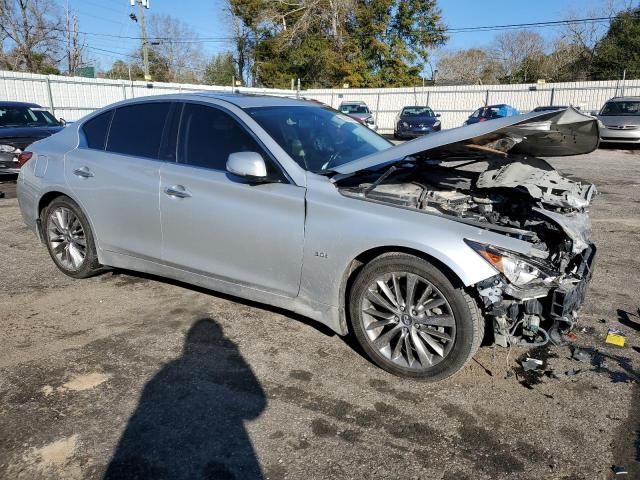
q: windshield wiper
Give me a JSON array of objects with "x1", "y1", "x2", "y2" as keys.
[{"x1": 362, "y1": 164, "x2": 400, "y2": 197}]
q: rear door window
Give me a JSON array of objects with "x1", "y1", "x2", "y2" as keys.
[
  {"x1": 82, "y1": 110, "x2": 113, "y2": 150},
  {"x1": 106, "y1": 102, "x2": 171, "y2": 159}
]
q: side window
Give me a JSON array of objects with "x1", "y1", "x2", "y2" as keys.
[
  {"x1": 82, "y1": 110, "x2": 113, "y2": 150},
  {"x1": 179, "y1": 103, "x2": 279, "y2": 176},
  {"x1": 106, "y1": 102, "x2": 171, "y2": 159}
]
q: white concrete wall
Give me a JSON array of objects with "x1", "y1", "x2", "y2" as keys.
[{"x1": 1, "y1": 70, "x2": 639, "y2": 133}]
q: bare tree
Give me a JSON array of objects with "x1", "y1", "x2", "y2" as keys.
[
  {"x1": 559, "y1": 0, "x2": 632, "y2": 77},
  {"x1": 491, "y1": 30, "x2": 545, "y2": 82},
  {"x1": 436, "y1": 48, "x2": 501, "y2": 85},
  {"x1": 66, "y1": 11, "x2": 86, "y2": 75},
  {"x1": 147, "y1": 13, "x2": 205, "y2": 83},
  {"x1": 0, "y1": 0, "x2": 63, "y2": 73}
]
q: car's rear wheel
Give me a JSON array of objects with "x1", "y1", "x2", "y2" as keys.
[
  {"x1": 43, "y1": 197, "x2": 102, "y2": 278},
  {"x1": 349, "y1": 253, "x2": 483, "y2": 380}
]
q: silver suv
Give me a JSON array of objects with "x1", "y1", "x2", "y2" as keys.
[
  {"x1": 17, "y1": 95, "x2": 598, "y2": 380},
  {"x1": 593, "y1": 96, "x2": 640, "y2": 144}
]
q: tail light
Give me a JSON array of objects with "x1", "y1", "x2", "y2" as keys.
[
  {"x1": 17, "y1": 151, "x2": 33, "y2": 166},
  {"x1": 479, "y1": 118, "x2": 487, "y2": 122}
]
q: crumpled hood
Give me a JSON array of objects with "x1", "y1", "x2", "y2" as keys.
[
  {"x1": 333, "y1": 107, "x2": 599, "y2": 175},
  {"x1": 476, "y1": 156, "x2": 596, "y2": 209}
]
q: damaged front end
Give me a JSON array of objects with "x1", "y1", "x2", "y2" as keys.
[{"x1": 333, "y1": 107, "x2": 599, "y2": 348}]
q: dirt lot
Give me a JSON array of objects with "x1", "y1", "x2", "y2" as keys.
[{"x1": 0, "y1": 147, "x2": 639, "y2": 480}]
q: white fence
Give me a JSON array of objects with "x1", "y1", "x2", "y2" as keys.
[
  {"x1": 304, "y1": 80, "x2": 640, "y2": 131},
  {"x1": 1, "y1": 70, "x2": 639, "y2": 133},
  {"x1": 0, "y1": 71, "x2": 294, "y2": 121}
]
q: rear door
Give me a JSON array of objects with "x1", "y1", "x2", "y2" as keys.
[
  {"x1": 66, "y1": 102, "x2": 176, "y2": 260},
  {"x1": 159, "y1": 102, "x2": 306, "y2": 297}
]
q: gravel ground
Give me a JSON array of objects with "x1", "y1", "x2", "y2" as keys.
[{"x1": 0, "y1": 146, "x2": 638, "y2": 480}]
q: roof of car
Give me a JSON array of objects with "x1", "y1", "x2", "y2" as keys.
[
  {"x1": 607, "y1": 96, "x2": 640, "y2": 102},
  {"x1": 0, "y1": 101, "x2": 42, "y2": 108},
  {"x1": 123, "y1": 91, "x2": 316, "y2": 109}
]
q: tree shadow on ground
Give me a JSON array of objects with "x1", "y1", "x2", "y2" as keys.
[{"x1": 103, "y1": 318, "x2": 266, "y2": 480}]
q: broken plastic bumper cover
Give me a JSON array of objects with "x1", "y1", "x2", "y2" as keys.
[{"x1": 471, "y1": 242, "x2": 596, "y2": 347}]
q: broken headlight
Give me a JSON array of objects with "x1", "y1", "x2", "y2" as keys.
[{"x1": 466, "y1": 240, "x2": 545, "y2": 287}]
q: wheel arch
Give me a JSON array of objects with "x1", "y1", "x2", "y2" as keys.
[
  {"x1": 337, "y1": 245, "x2": 467, "y2": 334},
  {"x1": 36, "y1": 190, "x2": 101, "y2": 258}
]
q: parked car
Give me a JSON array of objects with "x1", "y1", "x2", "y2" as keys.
[
  {"x1": 464, "y1": 104, "x2": 519, "y2": 125},
  {"x1": 533, "y1": 105, "x2": 569, "y2": 112},
  {"x1": 591, "y1": 96, "x2": 640, "y2": 144},
  {"x1": 338, "y1": 101, "x2": 377, "y2": 130},
  {"x1": 0, "y1": 101, "x2": 64, "y2": 178},
  {"x1": 394, "y1": 106, "x2": 441, "y2": 139},
  {"x1": 18, "y1": 96, "x2": 598, "y2": 380}
]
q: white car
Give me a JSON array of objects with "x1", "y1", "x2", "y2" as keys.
[{"x1": 592, "y1": 96, "x2": 640, "y2": 144}]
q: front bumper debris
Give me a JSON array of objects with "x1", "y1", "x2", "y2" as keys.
[{"x1": 476, "y1": 244, "x2": 596, "y2": 348}]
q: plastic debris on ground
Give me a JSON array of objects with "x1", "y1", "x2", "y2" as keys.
[
  {"x1": 612, "y1": 465, "x2": 628, "y2": 475},
  {"x1": 605, "y1": 329, "x2": 626, "y2": 347},
  {"x1": 521, "y1": 358, "x2": 543, "y2": 371},
  {"x1": 563, "y1": 331, "x2": 578, "y2": 342},
  {"x1": 571, "y1": 347, "x2": 592, "y2": 363}
]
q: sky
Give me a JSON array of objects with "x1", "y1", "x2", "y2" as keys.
[{"x1": 68, "y1": 0, "x2": 631, "y2": 71}]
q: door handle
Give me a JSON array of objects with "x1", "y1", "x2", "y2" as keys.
[
  {"x1": 164, "y1": 185, "x2": 191, "y2": 199},
  {"x1": 73, "y1": 166, "x2": 94, "y2": 178}
]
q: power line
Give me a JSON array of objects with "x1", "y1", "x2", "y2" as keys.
[{"x1": 51, "y1": 14, "x2": 632, "y2": 44}]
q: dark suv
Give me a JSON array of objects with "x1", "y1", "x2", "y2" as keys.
[{"x1": 0, "y1": 101, "x2": 64, "y2": 178}]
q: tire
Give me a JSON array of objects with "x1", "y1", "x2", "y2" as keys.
[
  {"x1": 349, "y1": 252, "x2": 484, "y2": 381},
  {"x1": 42, "y1": 196, "x2": 102, "y2": 279}
]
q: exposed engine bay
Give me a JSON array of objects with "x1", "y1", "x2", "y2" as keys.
[{"x1": 337, "y1": 149, "x2": 596, "y2": 348}]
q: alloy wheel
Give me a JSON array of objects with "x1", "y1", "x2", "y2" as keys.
[
  {"x1": 360, "y1": 272, "x2": 456, "y2": 370},
  {"x1": 47, "y1": 206, "x2": 87, "y2": 271}
]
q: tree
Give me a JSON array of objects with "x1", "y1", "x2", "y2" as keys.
[
  {"x1": 66, "y1": 11, "x2": 86, "y2": 75},
  {"x1": 436, "y1": 48, "x2": 501, "y2": 85},
  {"x1": 0, "y1": 0, "x2": 63, "y2": 73},
  {"x1": 203, "y1": 52, "x2": 237, "y2": 85},
  {"x1": 491, "y1": 30, "x2": 544, "y2": 83},
  {"x1": 226, "y1": 0, "x2": 447, "y2": 88},
  {"x1": 592, "y1": 7, "x2": 640, "y2": 80},
  {"x1": 147, "y1": 14, "x2": 205, "y2": 83}
]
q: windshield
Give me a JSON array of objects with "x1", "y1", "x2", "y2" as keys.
[
  {"x1": 600, "y1": 101, "x2": 640, "y2": 116},
  {"x1": 0, "y1": 105, "x2": 59, "y2": 128},
  {"x1": 340, "y1": 104, "x2": 369, "y2": 114},
  {"x1": 401, "y1": 107, "x2": 435, "y2": 117},
  {"x1": 246, "y1": 106, "x2": 392, "y2": 173}
]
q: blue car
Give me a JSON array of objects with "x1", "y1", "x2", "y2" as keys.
[
  {"x1": 394, "y1": 106, "x2": 441, "y2": 139},
  {"x1": 464, "y1": 104, "x2": 519, "y2": 126}
]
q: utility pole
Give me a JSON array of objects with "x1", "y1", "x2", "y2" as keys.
[{"x1": 131, "y1": 0, "x2": 151, "y2": 81}]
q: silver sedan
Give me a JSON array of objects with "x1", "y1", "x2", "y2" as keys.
[{"x1": 17, "y1": 94, "x2": 598, "y2": 380}]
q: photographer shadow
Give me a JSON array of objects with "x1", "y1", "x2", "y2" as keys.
[{"x1": 104, "y1": 318, "x2": 266, "y2": 480}]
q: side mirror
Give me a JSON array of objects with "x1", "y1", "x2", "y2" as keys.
[
  {"x1": 226, "y1": 151, "x2": 270, "y2": 181},
  {"x1": 59, "y1": 118, "x2": 67, "y2": 126},
  {"x1": 436, "y1": 113, "x2": 441, "y2": 117},
  {"x1": 590, "y1": 110, "x2": 599, "y2": 117}
]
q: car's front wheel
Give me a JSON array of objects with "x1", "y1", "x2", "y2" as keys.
[
  {"x1": 42, "y1": 196, "x2": 102, "y2": 279},
  {"x1": 349, "y1": 253, "x2": 483, "y2": 380}
]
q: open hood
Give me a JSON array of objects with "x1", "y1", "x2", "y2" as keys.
[{"x1": 333, "y1": 107, "x2": 599, "y2": 176}]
